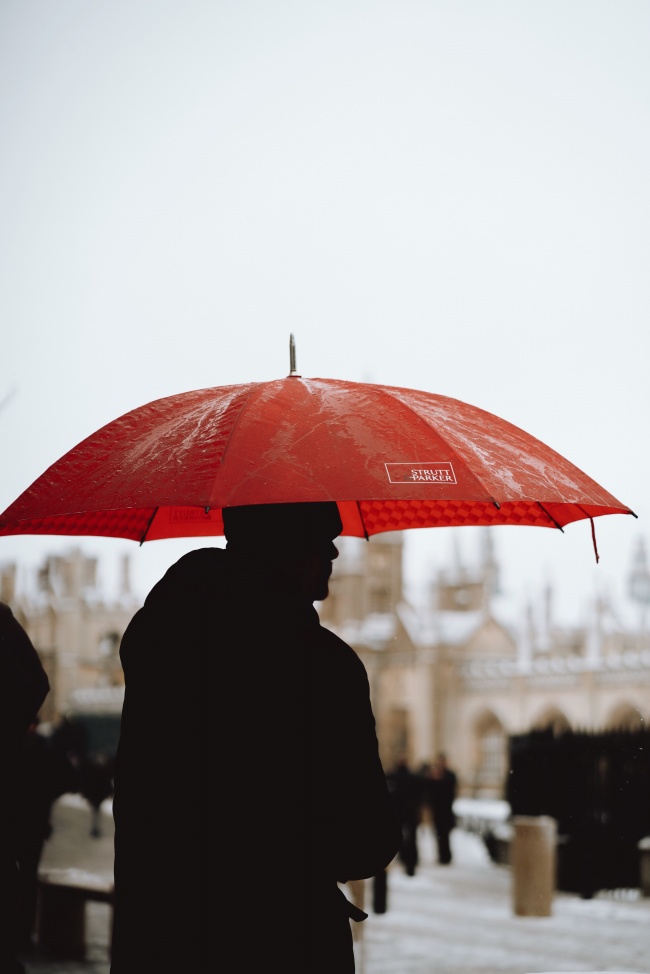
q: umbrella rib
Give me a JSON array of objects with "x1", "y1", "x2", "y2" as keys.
[
  {"x1": 139, "y1": 508, "x2": 159, "y2": 545},
  {"x1": 355, "y1": 501, "x2": 370, "y2": 541},
  {"x1": 208, "y1": 382, "x2": 265, "y2": 505},
  {"x1": 537, "y1": 502, "x2": 564, "y2": 532}
]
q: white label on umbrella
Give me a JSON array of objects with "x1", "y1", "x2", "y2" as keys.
[{"x1": 385, "y1": 462, "x2": 457, "y2": 484}]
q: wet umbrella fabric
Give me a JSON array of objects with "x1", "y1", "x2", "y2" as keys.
[{"x1": 0, "y1": 376, "x2": 633, "y2": 544}]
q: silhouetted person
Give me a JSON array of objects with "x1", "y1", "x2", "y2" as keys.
[
  {"x1": 429, "y1": 753, "x2": 457, "y2": 865},
  {"x1": 0, "y1": 602, "x2": 49, "y2": 974},
  {"x1": 111, "y1": 502, "x2": 400, "y2": 973},
  {"x1": 387, "y1": 757, "x2": 422, "y2": 876},
  {"x1": 49, "y1": 714, "x2": 86, "y2": 770},
  {"x1": 14, "y1": 719, "x2": 78, "y2": 950},
  {"x1": 80, "y1": 755, "x2": 115, "y2": 837}
]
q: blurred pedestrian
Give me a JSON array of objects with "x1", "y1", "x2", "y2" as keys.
[
  {"x1": 0, "y1": 602, "x2": 49, "y2": 974},
  {"x1": 14, "y1": 719, "x2": 78, "y2": 950},
  {"x1": 111, "y1": 502, "x2": 400, "y2": 974},
  {"x1": 429, "y1": 753, "x2": 457, "y2": 865},
  {"x1": 387, "y1": 757, "x2": 422, "y2": 876},
  {"x1": 79, "y1": 755, "x2": 115, "y2": 837}
]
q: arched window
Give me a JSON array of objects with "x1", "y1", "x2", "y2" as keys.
[
  {"x1": 532, "y1": 707, "x2": 571, "y2": 736},
  {"x1": 473, "y1": 710, "x2": 507, "y2": 796},
  {"x1": 606, "y1": 703, "x2": 644, "y2": 731}
]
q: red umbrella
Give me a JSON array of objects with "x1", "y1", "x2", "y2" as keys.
[{"x1": 0, "y1": 374, "x2": 634, "y2": 556}]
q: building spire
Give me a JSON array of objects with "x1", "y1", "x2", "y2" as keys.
[{"x1": 629, "y1": 537, "x2": 650, "y2": 605}]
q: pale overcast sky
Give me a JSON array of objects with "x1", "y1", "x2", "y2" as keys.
[{"x1": 1, "y1": 1, "x2": 648, "y2": 625}]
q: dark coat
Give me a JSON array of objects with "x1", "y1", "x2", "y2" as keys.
[
  {"x1": 0, "y1": 603, "x2": 49, "y2": 747},
  {"x1": 0, "y1": 602, "x2": 50, "y2": 837},
  {"x1": 0, "y1": 602, "x2": 49, "y2": 970},
  {"x1": 111, "y1": 548, "x2": 400, "y2": 973}
]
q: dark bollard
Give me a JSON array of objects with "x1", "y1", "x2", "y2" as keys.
[{"x1": 372, "y1": 870, "x2": 387, "y2": 913}]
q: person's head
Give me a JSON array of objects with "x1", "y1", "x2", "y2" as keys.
[
  {"x1": 433, "y1": 752, "x2": 448, "y2": 775},
  {"x1": 222, "y1": 501, "x2": 342, "y2": 602}
]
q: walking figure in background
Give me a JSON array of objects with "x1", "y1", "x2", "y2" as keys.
[
  {"x1": 80, "y1": 755, "x2": 115, "y2": 838},
  {"x1": 387, "y1": 757, "x2": 422, "y2": 876},
  {"x1": 14, "y1": 718, "x2": 78, "y2": 951},
  {"x1": 111, "y1": 502, "x2": 400, "y2": 974},
  {"x1": 429, "y1": 753, "x2": 457, "y2": 865},
  {"x1": 0, "y1": 602, "x2": 49, "y2": 974}
]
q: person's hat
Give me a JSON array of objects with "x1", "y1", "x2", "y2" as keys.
[{"x1": 222, "y1": 501, "x2": 342, "y2": 550}]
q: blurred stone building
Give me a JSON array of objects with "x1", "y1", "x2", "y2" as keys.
[
  {"x1": 0, "y1": 548, "x2": 138, "y2": 725},
  {"x1": 3, "y1": 537, "x2": 649, "y2": 800},
  {"x1": 320, "y1": 531, "x2": 650, "y2": 798}
]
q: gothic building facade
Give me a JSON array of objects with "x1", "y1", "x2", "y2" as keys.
[
  {"x1": 320, "y1": 532, "x2": 650, "y2": 798},
  {"x1": 0, "y1": 548, "x2": 137, "y2": 725},
  {"x1": 3, "y1": 537, "x2": 649, "y2": 798}
]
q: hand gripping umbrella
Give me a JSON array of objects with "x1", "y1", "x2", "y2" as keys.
[{"x1": 0, "y1": 351, "x2": 634, "y2": 559}]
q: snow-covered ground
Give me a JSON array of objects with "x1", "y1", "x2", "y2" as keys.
[
  {"x1": 25, "y1": 797, "x2": 650, "y2": 974},
  {"x1": 360, "y1": 828, "x2": 650, "y2": 974}
]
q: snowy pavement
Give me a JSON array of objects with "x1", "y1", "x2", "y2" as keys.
[
  {"x1": 21, "y1": 796, "x2": 650, "y2": 974},
  {"x1": 361, "y1": 829, "x2": 650, "y2": 974}
]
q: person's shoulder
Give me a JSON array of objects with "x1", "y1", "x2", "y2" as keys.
[
  {"x1": 0, "y1": 601, "x2": 31, "y2": 643},
  {"x1": 161, "y1": 546, "x2": 225, "y2": 580},
  {"x1": 316, "y1": 621, "x2": 355, "y2": 653},
  {"x1": 316, "y1": 623, "x2": 368, "y2": 675},
  {"x1": 143, "y1": 546, "x2": 226, "y2": 607},
  {"x1": 122, "y1": 548, "x2": 228, "y2": 664}
]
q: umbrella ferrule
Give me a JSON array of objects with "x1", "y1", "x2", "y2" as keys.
[{"x1": 288, "y1": 333, "x2": 301, "y2": 377}]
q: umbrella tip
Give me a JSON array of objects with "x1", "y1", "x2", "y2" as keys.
[{"x1": 288, "y1": 333, "x2": 301, "y2": 377}]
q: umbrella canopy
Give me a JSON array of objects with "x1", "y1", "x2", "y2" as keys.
[{"x1": 0, "y1": 376, "x2": 634, "y2": 545}]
